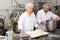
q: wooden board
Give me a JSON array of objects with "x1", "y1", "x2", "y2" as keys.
[{"x1": 26, "y1": 29, "x2": 49, "y2": 38}]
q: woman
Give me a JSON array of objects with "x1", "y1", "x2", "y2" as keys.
[{"x1": 18, "y1": 3, "x2": 41, "y2": 34}]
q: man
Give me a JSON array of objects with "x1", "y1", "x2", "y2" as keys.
[
  {"x1": 37, "y1": 3, "x2": 59, "y2": 31},
  {"x1": 18, "y1": 3, "x2": 40, "y2": 34}
]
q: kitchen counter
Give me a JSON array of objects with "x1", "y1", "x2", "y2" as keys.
[
  {"x1": 42, "y1": 29, "x2": 60, "y2": 40},
  {"x1": 13, "y1": 29, "x2": 60, "y2": 40}
]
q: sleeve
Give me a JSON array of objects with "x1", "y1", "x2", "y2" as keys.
[
  {"x1": 33, "y1": 14, "x2": 38, "y2": 28},
  {"x1": 37, "y1": 11, "x2": 42, "y2": 24},
  {"x1": 51, "y1": 12, "x2": 59, "y2": 20},
  {"x1": 18, "y1": 14, "x2": 24, "y2": 30}
]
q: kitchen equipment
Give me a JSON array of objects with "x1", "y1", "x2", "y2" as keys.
[
  {"x1": 18, "y1": 34, "x2": 31, "y2": 40},
  {"x1": 46, "y1": 20, "x2": 56, "y2": 31},
  {"x1": 0, "y1": 17, "x2": 7, "y2": 35},
  {"x1": 25, "y1": 29, "x2": 49, "y2": 38},
  {"x1": 6, "y1": 30, "x2": 13, "y2": 40},
  {"x1": 0, "y1": 36, "x2": 7, "y2": 40}
]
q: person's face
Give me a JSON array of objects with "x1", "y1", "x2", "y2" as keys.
[
  {"x1": 44, "y1": 6, "x2": 50, "y2": 12},
  {"x1": 27, "y1": 5, "x2": 34, "y2": 13}
]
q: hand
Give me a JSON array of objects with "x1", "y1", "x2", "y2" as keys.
[
  {"x1": 20, "y1": 29, "x2": 26, "y2": 35},
  {"x1": 54, "y1": 17, "x2": 59, "y2": 22},
  {"x1": 36, "y1": 26, "x2": 44, "y2": 31},
  {"x1": 41, "y1": 20, "x2": 47, "y2": 24}
]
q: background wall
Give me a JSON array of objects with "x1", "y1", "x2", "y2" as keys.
[{"x1": 0, "y1": 0, "x2": 60, "y2": 28}]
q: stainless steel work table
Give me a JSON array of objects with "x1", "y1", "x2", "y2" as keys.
[{"x1": 13, "y1": 29, "x2": 60, "y2": 40}]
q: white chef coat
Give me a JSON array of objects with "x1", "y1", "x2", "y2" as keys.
[
  {"x1": 37, "y1": 9, "x2": 59, "y2": 31},
  {"x1": 18, "y1": 11, "x2": 38, "y2": 32}
]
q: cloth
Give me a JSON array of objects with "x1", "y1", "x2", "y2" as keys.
[
  {"x1": 37, "y1": 9, "x2": 59, "y2": 31},
  {"x1": 18, "y1": 11, "x2": 38, "y2": 32}
]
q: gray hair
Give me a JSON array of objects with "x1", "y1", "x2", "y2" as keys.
[
  {"x1": 25, "y1": 3, "x2": 34, "y2": 10},
  {"x1": 43, "y1": 3, "x2": 52, "y2": 8}
]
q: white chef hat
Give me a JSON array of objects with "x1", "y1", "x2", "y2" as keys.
[
  {"x1": 43, "y1": 3, "x2": 52, "y2": 8},
  {"x1": 25, "y1": 3, "x2": 34, "y2": 10}
]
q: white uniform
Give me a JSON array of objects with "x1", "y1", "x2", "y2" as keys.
[
  {"x1": 37, "y1": 9, "x2": 59, "y2": 31},
  {"x1": 18, "y1": 11, "x2": 38, "y2": 32}
]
